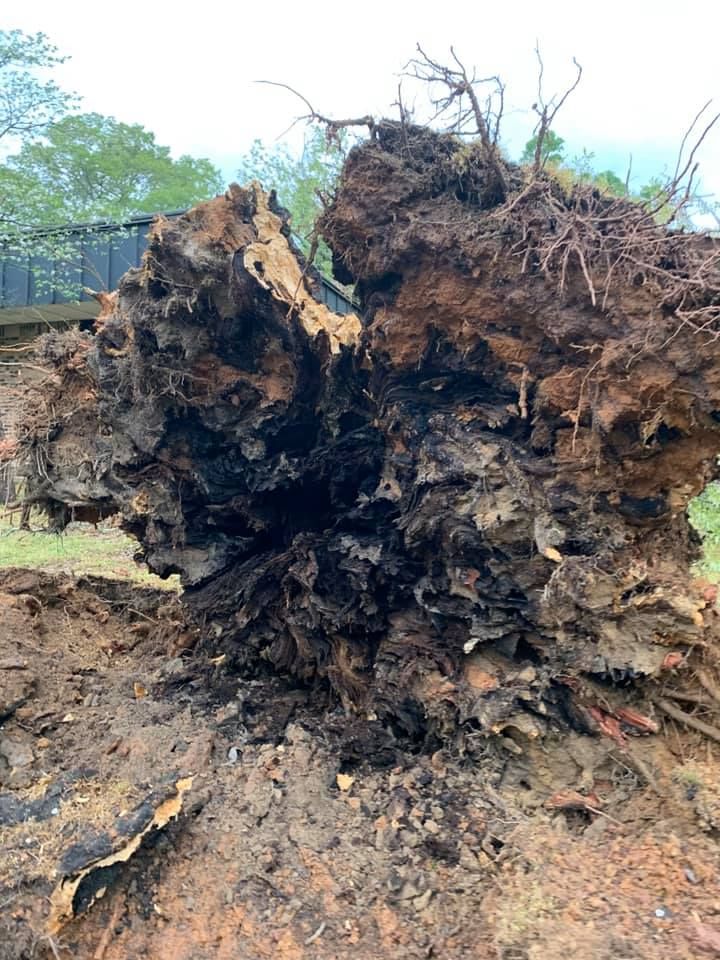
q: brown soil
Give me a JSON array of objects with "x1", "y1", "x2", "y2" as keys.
[{"x1": 2, "y1": 568, "x2": 720, "y2": 960}]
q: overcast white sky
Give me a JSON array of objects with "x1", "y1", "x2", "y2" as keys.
[{"x1": 8, "y1": 0, "x2": 720, "y2": 200}]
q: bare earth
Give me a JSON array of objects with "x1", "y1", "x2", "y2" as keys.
[{"x1": 2, "y1": 568, "x2": 720, "y2": 960}]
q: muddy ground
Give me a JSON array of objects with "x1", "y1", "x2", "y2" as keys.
[{"x1": 2, "y1": 568, "x2": 720, "y2": 959}]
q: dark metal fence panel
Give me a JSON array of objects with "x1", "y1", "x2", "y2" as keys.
[
  {"x1": 27, "y1": 255, "x2": 56, "y2": 306},
  {"x1": 80, "y1": 233, "x2": 111, "y2": 296},
  {"x1": 53, "y1": 251, "x2": 83, "y2": 305},
  {"x1": 1, "y1": 258, "x2": 30, "y2": 308},
  {"x1": 109, "y1": 229, "x2": 143, "y2": 289},
  {"x1": 1, "y1": 216, "x2": 355, "y2": 316},
  {"x1": 319, "y1": 282, "x2": 355, "y2": 316}
]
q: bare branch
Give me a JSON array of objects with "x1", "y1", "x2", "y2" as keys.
[
  {"x1": 531, "y1": 45, "x2": 583, "y2": 172},
  {"x1": 636, "y1": 104, "x2": 720, "y2": 225},
  {"x1": 624, "y1": 154, "x2": 633, "y2": 195},
  {"x1": 255, "y1": 79, "x2": 316, "y2": 118},
  {"x1": 403, "y1": 44, "x2": 508, "y2": 198},
  {"x1": 255, "y1": 79, "x2": 375, "y2": 143},
  {"x1": 673, "y1": 99, "x2": 715, "y2": 183}
]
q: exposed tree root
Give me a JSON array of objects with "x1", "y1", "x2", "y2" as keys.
[{"x1": 10, "y1": 123, "x2": 720, "y2": 748}]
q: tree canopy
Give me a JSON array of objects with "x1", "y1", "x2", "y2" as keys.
[
  {"x1": 2, "y1": 112, "x2": 224, "y2": 226},
  {"x1": 0, "y1": 29, "x2": 76, "y2": 147},
  {"x1": 520, "y1": 130, "x2": 566, "y2": 167},
  {"x1": 1, "y1": 28, "x2": 223, "y2": 233},
  {"x1": 0, "y1": 30, "x2": 224, "y2": 303}
]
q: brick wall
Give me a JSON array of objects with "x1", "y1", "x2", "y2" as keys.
[{"x1": 0, "y1": 342, "x2": 40, "y2": 442}]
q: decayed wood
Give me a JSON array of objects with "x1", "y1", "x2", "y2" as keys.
[{"x1": 12, "y1": 124, "x2": 720, "y2": 741}]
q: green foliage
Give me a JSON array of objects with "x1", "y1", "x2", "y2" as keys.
[
  {"x1": 0, "y1": 30, "x2": 222, "y2": 228},
  {"x1": 0, "y1": 29, "x2": 77, "y2": 147},
  {"x1": 689, "y1": 482, "x2": 720, "y2": 545},
  {"x1": 637, "y1": 176, "x2": 678, "y2": 225},
  {"x1": 0, "y1": 32, "x2": 223, "y2": 306},
  {"x1": 567, "y1": 147, "x2": 595, "y2": 180},
  {"x1": 520, "y1": 134, "x2": 653, "y2": 201},
  {"x1": 237, "y1": 127, "x2": 349, "y2": 274},
  {"x1": 0, "y1": 516, "x2": 177, "y2": 586},
  {"x1": 1, "y1": 113, "x2": 224, "y2": 225},
  {"x1": 689, "y1": 482, "x2": 720, "y2": 579},
  {"x1": 520, "y1": 131, "x2": 566, "y2": 167},
  {"x1": 520, "y1": 135, "x2": 629, "y2": 198},
  {"x1": 591, "y1": 170, "x2": 627, "y2": 197},
  {"x1": 0, "y1": 110, "x2": 224, "y2": 300}
]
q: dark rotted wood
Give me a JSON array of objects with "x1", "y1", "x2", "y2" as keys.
[{"x1": 14, "y1": 126, "x2": 720, "y2": 742}]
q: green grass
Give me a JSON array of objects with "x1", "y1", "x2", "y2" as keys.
[
  {"x1": 2, "y1": 488, "x2": 719, "y2": 589},
  {"x1": 689, "y1": 482, "x2": 720, "y2": 582},
  {"x1": 0, "y1": 517, "x2": 178, "y2": 588},
  {"x1": 697, "y1": 542, "x2": 720, "y2": 581}
]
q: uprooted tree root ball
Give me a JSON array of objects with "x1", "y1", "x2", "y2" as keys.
[{"x1": 13, "y1": 122, "x2": 720, "y2": 748}]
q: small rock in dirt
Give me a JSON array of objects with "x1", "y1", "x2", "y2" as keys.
[
  {"x1": 515, "y1": 665, "x2": 537, "y2": 684},
  {"x1": 399, "y1": 830, "x2": 421, "y2": 848},
  {"x1": 159, "y1": 658, "x2": 186, "y2": 678},
  {"x1": 183, "y1": 731, "x2": 215, "y2": 772},
  {"x1": 691, "y1": 921, "x2": 720, "y2": 955},
  {"x1": 13, "y1": 704, "x2": 35, "y2": 721},
  {"x1": 583, "y1": 817, "x2": 609, "y2": 841},
  {"x1": 0, "y1": 658, "x2": 27, "y2": 670},
  {"x1": 457, "y1": 846, "x2": 483, "y2": 873},
  {"x1": 337, "y1": 773, "x2": 355, "y2": 792},
  {"x1": 499, "y1": 736, "x2": 524, "y2": 755},
  {"x1": 413, "y1": 889, "x2": 433, "y2": 912},
  {"x1": 0, "y1": 733, "x2": 35, "y2": 768},
  {"x1": 397, "y1": 879, "x2": 422, "y2": 900},
  {"x1": 215, "y1": 701, "x2": 240, "y2": 724},
  {"x1": 284, "y1": 723, "x2": 312, "y2": 745}
]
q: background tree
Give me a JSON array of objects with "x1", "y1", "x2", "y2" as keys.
[
  {"x1": 0, "y1": 115, "x2": 224, "y2": 303},
  {"x1": 0, "y1": 32, "x2": 223, "y2": 302},
  {"x1": 1, "y1": 113, "x2": 223, "y2": 225},
  {"x1": 519, "y1": 133, "x2": 673, "y2": 203},
  {"x1": 520, "y1": 130, "x2": 565, "y2": 167},
  {"x1": 0, "y1": 29, "x2": 76, "y2": 148}
]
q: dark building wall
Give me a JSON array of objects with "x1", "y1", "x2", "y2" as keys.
[
  {"x1": 0, "y1": 214, "x2": 356, "y2": 440},
  {"x1": 1, "y1": 214, "x2": 354, "y2": 316}
]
